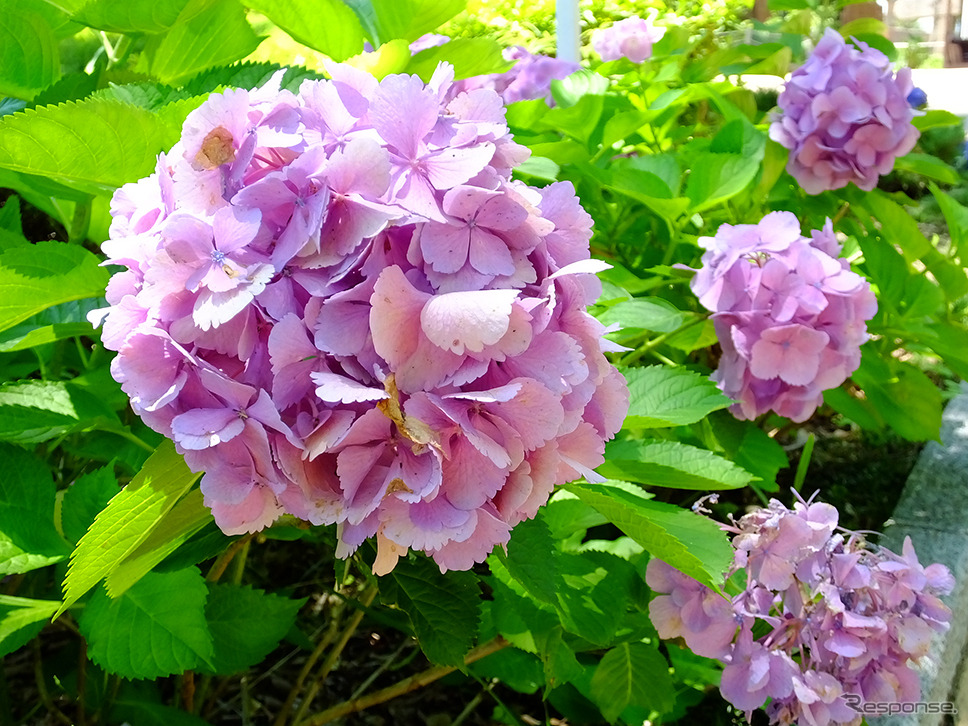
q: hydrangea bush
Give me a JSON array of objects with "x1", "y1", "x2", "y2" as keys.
[{"x1": 96, "y1": 64, "x2": 628, "y2": 572}]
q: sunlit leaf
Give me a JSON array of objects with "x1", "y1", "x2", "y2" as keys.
[
  {"x1": 79, "y1": 568, "x2": 214, "y2": 678},
  {"x1": 0, "y1": 100, "x2": 175, "y2": 195}
]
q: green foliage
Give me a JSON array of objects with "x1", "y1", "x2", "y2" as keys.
[
  {"x1": 0, "y1": 100, "x2": 177, "y2": 195},
  {"x1": 80, "y1": 568, "x2": 215, "y2": 679},
  {"x1": 58, "y1": 439, "x2": 201, "y2": 616},
  {"x1": 240, "y1": 0, "x2": 366, "y2": 61},
  {"x1": 0, "y1": 239, "x2": 109, "y2": 332},
  {"x1": 568, "y1": 482, "x2": 732, "y2": 591},
  {"x1": 590, "y1": 642, "x2": 675, "y2": 721},
  {"x1": 0, "y1": 443, "x2": 69, "y2": 574},
  {"x1": 203, "y1": 583, "x2": 304, "y2": 674},
  {"x1": 384, "y1": 554, "x2": 482, "y2": 666},
  {"x1": 621, "y1": 366, "x2": 731, "y2": 428}
]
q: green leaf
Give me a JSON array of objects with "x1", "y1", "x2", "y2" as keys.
[
  {"x1": 60, "y1": 464, "x2": 119, "y2": 544},
  {"x1": 0, "y1": 195, "x2": 22, "y2": 234},
  {"x1": 105, "y1": 488, "x2": 213, "y2": 598},
  {"x1": 385, "y1": 555, "x2": 481, "y2": 666},
  {"x1": 406, "y1": 38, "x2": 511, "y2": 82},
  {"x1": 0, "y1": 380, "x2": 120, "y2": 444},
  {"x1": 840, "y1": 17, "x2": 887, "y2": 37},
  {"x1": 622, "y1": 366, "x2": 731, "y2": 428},
  {"x1": 0, "y1": 321, "x2": 94, "y2": 352},
  {"x1": 550, "y1": 69, "x2": 609, "y2": 108},
  {"x1": 590, "y1": 643, "x2": 674, "y2": 722},
  {"x1": 144, "y1": 0, "x2": 263, "y2": 85},
  {"x1": 554, "y1": 550, "x2": 635, "y2": 646},
  {"x1": 0, "y1": 595, "x2": 60, "y2": 657},
  {"x1": 0, "y1": 7, "x2": 60, "y2": 100},
  {"x1": 57, "y1": 439, "x2": 201, "y2": 617},
  {"x1": 913, "y1": 109, "x2": 963, "y2": 131},
  {"x1": 930, "y1": 183, "x2": 968, "y2": 254},
  {"x1": 597, "y1": 299, "x2": 686, "y2": 333},
  {"x1": 79, "y1": 568, "x2": 214, "y2": 678},
  {"x1": 203, "y1": 583, "x2": 304, "y2": 674},
  {"x1": 0, "y1": 443, "x2": 69, "y2": 575},
  {"x1": 500, "y1": 515, "x2": 557, "y2": 605},
  {"x1": 367, "y1": 0, "x2": 465, "y2": 43},
  {"x1": 0, "y1": 240, "x2": 109, "y2": 333},
  {"x1": 853, "y1": 352, "x2": 943, "y2": 442},
  {"x1": 893, "y1": 154, "x2": 961, "y2": 185},
  {"x1": 73, "y1": 0, "x2": 191, "y2": 32},
  {"x1": 600, "y1": 439, "x2": 753, "y2": 490},
  {"x1": 0, "y1": 100, "x2": 176, "y2": 195},
  {"x1": 240, "y1": 0, "x2": 365, "y2": 61},
  {"x1": 539, "y1": 94, "x2": 604, "y2": 145},
  {"x1": 685, "y1": 151, "x2": 760, "y2": 213},
  {"x1": 567, "y1": 482, "x2": 732, "y2": 591}
]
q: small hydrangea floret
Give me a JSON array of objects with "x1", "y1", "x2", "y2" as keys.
[
  {"x1": 769, "y1": 29, "x2": 920, "y2": 194},
  {"x1": 690, "y1": 211, "x2": 875, "y2": 422},
  {"x1": 647, "y1": 493, "x2": 954, "y2": 726},
  {"x1": 95, "y1": 64, "x2": 629, "y2": 574}
]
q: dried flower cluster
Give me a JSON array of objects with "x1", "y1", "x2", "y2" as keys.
[
  {"x1": 648, "y1": 494, "x2": 954, "y2": 726},
  {"x1": 95, "y1": 64, "x2": 628, "y2": 573},
  {"x1": 690, "y1": 211, "x2": 876, "y2": 422}
]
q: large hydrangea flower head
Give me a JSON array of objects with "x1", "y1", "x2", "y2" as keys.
[
  {"x1": 95, "y1": 65, "x2": 629, "y2": 574},
  {"x1": 648, "y1": 492, "x2": 954, "y2": 726},
  {"x1": 690, "y1": 211, "x2": 876, "y2": 422},
  {"x1": 769, "y1": 28, "x2": 920, "y2": 194}
]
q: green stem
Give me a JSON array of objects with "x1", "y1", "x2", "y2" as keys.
[
  {"x1": 620, "y1": 314, "x2": 708, "y2": 366},
  {"x1": 69, "y1": 196, "x2": 93, "y2": 243},
  {"x1": 296, "y1": 637, "x2": 509, "y2": 726},
  {"x1": 291, "y1": 584, "x2": 380, "y2": 725}
]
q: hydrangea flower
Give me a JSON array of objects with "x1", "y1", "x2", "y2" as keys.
[
  {"x1": 769, "y1": 29, "x2": 920, "y2": 194},
  {"x1": 455, "y1": 45, "x2": 580, "y2": 105},
  {"x1": 591, "y1": 14, "x2": 666, "y2": 63},
  {"x1": 647, "y1": 493, "x2": 954, "y2": 726},
  {"x1": 689, "y1": 211, "x2": 876, "y2": 422},
  {"x1": 94, "y1": 64, "x2": 628, "y2": 574}
]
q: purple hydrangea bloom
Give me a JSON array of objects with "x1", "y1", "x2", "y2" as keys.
[
  {"x1": 454, "y1": 45, "x2": 580, "y2": 106},
  {"x1": 769, "y1": 29, "x2": 920, "y2": 194},
  {"x1": 647, "y1": 492, "x2": 954, "y2": 726},
  {"x1": 689, "y1": 211, "x2": 876, "y2": 422},
  {"x1": 591, "y1": 14, "x2": 666, "y2": 63},
  {"x1": 94, "y1": 66, "x2": 628, "y2": 574}
]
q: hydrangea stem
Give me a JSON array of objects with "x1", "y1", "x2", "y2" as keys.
[
  {"x1": 296, "y1": 636, "x2": 509, "y2": 726},
  {"x1": 290, "y1": 584, "x2": 380, "y2": 725}
]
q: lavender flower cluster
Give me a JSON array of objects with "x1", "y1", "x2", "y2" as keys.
[
  {"x1": 591, "y1": 14, "x2": 666, "y2": 63},
  {"x1": 648, "y1": 494, "x2": 954, "y2": 726},
  {"x1": 456, "y1": 45, "x2": 579, "y2": 105},
  {"x1": 95, "y1": 64, "x2": 629, "y2": 574},
  {"x1": 769, "y1": 29, "x2": 920, "y2": 194},
  {"x1": 690, "y1": 211, "x2": 876, "y2": 422}
]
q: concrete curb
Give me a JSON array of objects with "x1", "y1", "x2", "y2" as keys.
[{"x1": 872, "y1": 382, "x2": 968, "y2": 726}]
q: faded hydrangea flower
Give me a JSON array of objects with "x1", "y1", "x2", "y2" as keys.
[
  {"x1": 591, "y1": 14, "x2": 666, "y2": 63},
  {"x1": 689, "y1": 211, "x2": 876, "y2": 422},
  {"x1": 769, "y1": 29, "x2": 920, "y2": 194},
  {"x1": 93, "y1": 65, "x2": 628, "y2": 575},
  {"x1": 647, "y1": 492, "x2": 954, "y2": 726}
]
